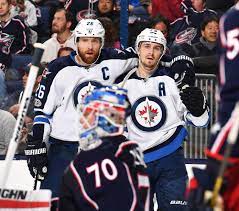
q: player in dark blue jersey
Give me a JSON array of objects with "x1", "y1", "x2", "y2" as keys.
[
  {"x1": 186, "y1": 3, "x2": 239, "y2": 210},
  {"x1": 58, "y1": 86, "x2": 150, "y2": 211}
]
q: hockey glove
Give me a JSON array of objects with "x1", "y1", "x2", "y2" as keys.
[
  {"x1": 24, "y1": 135, "x2": 48, "y2": 181},
  {"x1": 180, "y1": 86, "x2": 207, "y2": 117},
  {"x1": 170, "y1": 56, "x2": 195, "y2": 89}
]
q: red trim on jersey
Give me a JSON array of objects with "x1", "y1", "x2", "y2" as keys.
[
  {"x1": 12, "y1": 18, "x2": 27, "y2": 54},
  {"x1": 70, "y1": 162, "x2": 99, "y2": 210},
  {"x1": 0, "y1": 199, "x2": 50, "y2": 208},
  {"x1": 185, "y1": 177, "x2": 199, "y2": 199},
  {"x1": 210, "y1": 119, "x2": 233, "y2": 154},
  {"x1": 205, "y1": 149, "x2": 239, "y2": 164},
  {"x1": 123, "y1": 163, "x2": 137, "y2": 211},
  {"x1": 115, "y1": 140, "x2": 138, "y2": 157}
]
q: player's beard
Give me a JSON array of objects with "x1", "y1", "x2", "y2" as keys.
[
  {"x1": 52, "y1": 24, "x2": 67, "y2": 34},
  {"x1": 77, "y1": 49, "x2": 100, "y2": 65}
]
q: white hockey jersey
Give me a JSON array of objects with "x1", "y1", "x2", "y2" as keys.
[
  {"x1": 34, "y1": 49, "x2": 138, "y2": 142},
  {"x1": 122, "y1": 68, "x2": 209, "y2": 163}
]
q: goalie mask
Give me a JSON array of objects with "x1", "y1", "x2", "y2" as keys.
[{"x1": 78, "y1": 86, "x2": 130, "y2": 150}]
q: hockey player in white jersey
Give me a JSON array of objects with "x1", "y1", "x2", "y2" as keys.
[
  {"x1": 24, "y1": 18, "x2": 139, "y2": 208},
  {"x1": 121, "y1": 28, "x2": 210, "y2": 211},
  {"x1": 24, "y1": 18, "x2": 198, "y2": 209}
]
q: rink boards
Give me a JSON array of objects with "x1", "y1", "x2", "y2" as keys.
[{"x1": 0, "y1": 160, "x2": 205, "y2": 190}]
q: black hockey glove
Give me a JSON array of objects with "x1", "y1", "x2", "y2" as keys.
[
  {"x1": 180, "y1": 86, "x2": 207, "y2": 117},
  {"x1": 170, "y1": 56, "x2": 195, "y2": 89},
  {"x1": 24, "y1": 135, "x2": 48, "y2": 181}
]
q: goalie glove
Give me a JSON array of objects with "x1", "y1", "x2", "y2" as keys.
[
  {"x1": 180, "y1": 86, "x2": 207, "y2": 117},
  {"x1": 24, "y1": 135, "x2": 48, "y2": 181}
]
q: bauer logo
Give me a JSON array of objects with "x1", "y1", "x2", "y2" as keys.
[
  {"x1": 0, "y1": 188, "x2": 27, "y2": 200},
  {"x1": 170, "y1": 200, "x2": 187, "y2": 205},
  {"x1": 131, "y1": 96, "x2": 167, "y2": 132}
]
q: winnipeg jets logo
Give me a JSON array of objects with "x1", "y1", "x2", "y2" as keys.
[
  {"x1": 131, "y1": 96, "x2": 167, "y2": 132},
  {"x1": 0, "y1": 32, "x2": 14, "y2": 54},
  {"x1": 139, "y1": 97, "x2": 159, "y2": 126},
  {"x1": 80, "y1": 82, "x2": 94, "y2": 99},
  {"x1": 73, "y1": 81, "x2": 102, "y2": 108},
  {"x1": 42, "y1": 68, "x2": 51, "y2": 78}
]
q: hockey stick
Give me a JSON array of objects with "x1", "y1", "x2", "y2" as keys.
[
  {"x1": 0, "y1": 43, "x2": 45, "y2": 187},
  {"x1": 33, "y1": 169, "x2": 39, "y2": 190},
  {"x1": 118, "y1": 68, "x2": 137, "y2": 88},
  {"x1": 210, "y1": 102, "x2": 239, "y2": 207}
]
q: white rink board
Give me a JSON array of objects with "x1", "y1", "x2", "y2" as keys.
[
  {"x1": 0, "y1": 160, "x2": 205, "y2": 190},
  {"x1": 0, "y1": 160, "x2": 34, "y2": 190}
]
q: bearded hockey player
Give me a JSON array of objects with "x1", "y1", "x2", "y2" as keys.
[
  {"x1": 24, "y1": 18, "x2": 139, "y2": 204},
  {"x1": 120, "y1": 28, "x2": 210, "y2": 211},
  {"x1": 25, "y1": 17, "x2": 196, "y2": 208},
  {"x1": 58, "y1": 86, "x2": 150, "y2": 211}
]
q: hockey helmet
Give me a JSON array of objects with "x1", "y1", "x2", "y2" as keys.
[
  {"x1": 74, "y1": 18, "x2": 105, "y2": 48},
  {"x1": 78, "y1": 86, "x2": 130, "y2": 149},
  {"x1": 135, "y1": 28, "x2": 167, "y2": 56}
]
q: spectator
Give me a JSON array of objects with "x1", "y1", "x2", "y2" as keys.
[
  {"x1": 0, "y1": 109, "x2": 16, "y2": 155},
  {"x1": 11, "y1": 0, "x2": 38, "y2": 44},
  {"x1": 150, "y1": 14, "x2": 171, "y2": 54},
  {"x1": 8, "y1": 62, "x2": 46, "y2": 121},
  {"x1": 0, "y1": 54, "x2": 12, "y2": 100},
  {"x1": 170, "y1": 0, "x2": 217, "y2": 47},
  {"x1": 129, "y1": 0, "x2": 152, "y2": 22},
  {"x1": 41, "y1": 8, "x2": 76, "y2": 63},
  {"x1": 151, "y1": 0, "x2": 184, "y2": 23},
  {"x1": 95, "y1": 0, "x2": 119, "y2": 24},
  {"x1": 98, "y1": 17, "x2": 120, "y2": 48},
  {"x1": 150, "y1": 15, "x2": 170, "y2": 40},
  {"x1": 57, "y1": 46, "x2": 74, "y2": 57},
  {"x1": 64, "y1": 0, "x2": 88, "y2": 28},
  {"x1": 191, "y1": 15, "x2": 219, "y2": 74},
  {"x1": 173, "y1": 15, "x2": 219, "y2": 74},
  {"x1": 0, "y1": 0, "x2": 28, "y2": 55},
  {"x1": 11, "y1": 0, "x2": 37, "y2": 28}
]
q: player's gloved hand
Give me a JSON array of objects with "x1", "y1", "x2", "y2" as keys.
[
  {"x1": 24, "y1": 135, "x2": 48, "y2": 181},
  {"x1": 170, "y1": 56, "x2": 195, "y2": 89},
  {"x1": 180, "y1": 86, "x2": 207, "y2": 117}
]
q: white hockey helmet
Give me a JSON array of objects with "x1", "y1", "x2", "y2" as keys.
[
  {"x1": 135, "y1": 28, "x2": 167, "y2": 56},
  {"x1": 74, "y1": 18, "x2": 105, "y2": 47}
]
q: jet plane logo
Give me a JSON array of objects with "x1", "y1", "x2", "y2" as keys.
[{"x1": 131, "y1": 96, "x2": 167, "y2": 132}]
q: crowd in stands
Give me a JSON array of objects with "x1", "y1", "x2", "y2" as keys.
[{"x1": 0, "y1": 0, "x2": 237, "y2": 154}]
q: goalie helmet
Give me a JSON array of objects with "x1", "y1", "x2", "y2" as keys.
[
  {"x1": 78, "y1": 86, "x2": 130, "y2": 150},
  {"x1": 74, "y1": 18, "x2": 105, "y2": 48},
  {"x1": 135, "y1": 28, "x2": 167, "y2": 56}
]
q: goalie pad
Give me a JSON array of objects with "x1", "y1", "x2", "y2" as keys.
[{"x1": 0, "y1": 188, "x2": 51, "y2": 210}]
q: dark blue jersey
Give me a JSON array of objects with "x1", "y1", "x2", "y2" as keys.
[
  {"x1": 207, "y1": 3, "x2": 239, "y2": 161},
  {"x1": 170, "y1": 6, "x2": 217, "y2": 46},
  {"x1": 0, "y1": 17, "x2": 27, "y2": 55},
  {"x1": 59, "y1": 136, "x2": 150, "y2": 211},
  {"x1": 217, "y1": 4, "x2": 239, "y2": 125}
]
